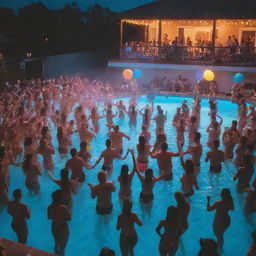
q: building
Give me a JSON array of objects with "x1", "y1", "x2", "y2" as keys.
[{"x1": 108, "y1": 0, "x2": 256, "y2": 93}]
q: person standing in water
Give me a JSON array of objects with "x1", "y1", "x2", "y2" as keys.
[
  {"x1": 88, "y1": 171, "x2": 115, "y2": 215},
  {"x1": 118, "y1": 150, "x2": 137, "y2": 201},
  {"x1": 65, "y1": 148, "x2": 91, "y2": 183},
  {"x1": 92, "y1": 139, "x2": 128, "y2": 173},
  {"x1": 108, "y1": 125, "x2": 130, "y2": 154},
  {"x1": 150, "y1": 142, "x2": 179, "y2": 180},
  {"x1": 22, "y1": 154, "x2": 41, "y2": 195},
  {"x1": 156, "y1": 206, "x2": 182, "y2": 256},
  {"x1": 207, "y1": 188, "x2": 234, "y2": 249},
  {"x1": 205, "y1": 140, "x2": 225, "y2": 173},
  {"x1": 184, "y1": 132, "x2": 202, "y2": 173},
  {"x1": 136, "y1": 135, "x2": 151, "y2": 173},
  {"x1": 7, "y1": 189, "x2": 31, "y2": 244},
  {"x1": 48, "y1": 189, "x2": 71, "y2": 256},
  {"x1": 116, "y1": 199, "x2": 143, "y2": 256}
]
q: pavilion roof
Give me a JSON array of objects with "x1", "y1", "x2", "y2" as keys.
[{"x1": 121, "y1": 0, "x2": 256, "y2": 20}]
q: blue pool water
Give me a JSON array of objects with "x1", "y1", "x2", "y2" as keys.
[{"x1": 0, "y1": 95, "x2": 255, "y2": 256}]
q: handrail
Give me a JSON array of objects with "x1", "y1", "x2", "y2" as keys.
[{"x1": 120, "y1": 45, "x2": 256, "y2": 65}]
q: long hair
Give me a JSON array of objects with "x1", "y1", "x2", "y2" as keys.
[
  {"x1": 120, "y1": 165, "x2": 129, "y2": 184},
  {"x1": 138, "y1": 135, "x2": 145, "y2": 151},
  {"x1": 122, "y1": 199, "x2": 132, "y2": 217},
  {"x1": 221, "y1": 188, "x2": 234, "y2": 209},
  {"x1": 145, "y1": 168, "x2": 153, "y2": 184},
  {"x1": 23, "y1": 154, "x2": 32, "y2": 174},
  {"x1": 57, "y1": 126, "x2": 63, "y2": 141},
  {"x1": 60, "y1": 168, "x2": 69, "y2": 188},
  {"x1": 165, "y1": 206, "x2": 178, "y2": 224}
]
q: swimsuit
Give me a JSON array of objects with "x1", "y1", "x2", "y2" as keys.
[{"x1": 96, "y1": 204, "x2": 113, "y2": 215}]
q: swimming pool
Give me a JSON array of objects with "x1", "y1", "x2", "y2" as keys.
[{"x1": 0, "y1": 95, "x2": 255, "y2": 256}]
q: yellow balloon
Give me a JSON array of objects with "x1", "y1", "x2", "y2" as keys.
[
  {"x1": 123, "y1": 69, "x2": 133, "y2": 80},
  {"x1": 203, "y1": 69, "x2": 215, "y2": 81}
]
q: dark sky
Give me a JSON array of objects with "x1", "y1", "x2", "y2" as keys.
[{"x1": 0, "y1": 0, "x2": 154, "y2": 12}]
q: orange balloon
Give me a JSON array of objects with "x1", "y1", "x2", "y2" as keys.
[{"x1": 123, "y1": 69, "x2": 133, "y2": 80}]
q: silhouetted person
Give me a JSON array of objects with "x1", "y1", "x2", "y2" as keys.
[{"x1": 7, "y1": 189, "x2": 31, "y2": 244}]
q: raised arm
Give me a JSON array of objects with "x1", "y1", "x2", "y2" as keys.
[
  {"x1": 130, "y1": 149, "x2": 138, "y2": 175},
  {"x1": 134, "y1": 158, "x2": 144, "y2": 183},
  {"x1": 217, "y1": 114, "x2": 223, "y2": 127}
]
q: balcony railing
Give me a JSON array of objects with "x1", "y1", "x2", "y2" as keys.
[{"x1": 120, "y1": 45, "x2": 256, "y2": 66}]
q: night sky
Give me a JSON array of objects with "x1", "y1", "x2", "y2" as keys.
[{"x1": 0, "y1": 0, "x2": 154, "y2": 12}]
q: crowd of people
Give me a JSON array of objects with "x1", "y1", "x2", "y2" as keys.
[
  {"x1": 122, "y1": 33, "x2": 255, "y2": 64},
  {"x1": 0, "y1": 75, "x2": 255, "y2": 256}
]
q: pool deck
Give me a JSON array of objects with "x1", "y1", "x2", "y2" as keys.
[{"x1": 0, "y1": 238, "x2": 57, "y2": 256}]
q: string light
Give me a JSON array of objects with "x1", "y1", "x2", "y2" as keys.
[{"x1": 122, "y1": 19, "x2": 256, "y2": 26}]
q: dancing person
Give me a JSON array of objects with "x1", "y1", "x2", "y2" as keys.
[
  {"x1": 187, "y1": 115, "x2": 198, "y2": 143},
  {"x1": 207, "y1": 188, "x2": 234, "y2": 249},
  {"x1": 140, "y1": 125, "x2": 150, "y2": 144},
  {"x1": 152, "y1": 133, "x2": 167, "y2": 153},
  {"x1": 38, "y1": 138, "x2": 55, "y2": 172},
  {"x1": 125, "y1": 104, "x2": 138, "y2": 127},
  {"x1": 205, "y1": 140, "x2": 225, "y2": 173},
  {"x1": 234, "y1": 136, "x2": 248, "y2": 168},
  {"x1": 77, "y1": 141, "x2": 91, "y2": 163},
  {"x1": 65, "y1": 148, "x2": 91, "y2": 183},
  {"x1": 118, "y1": 150, "x2": 136, "y2": 200},
  {"x1": 153, "y1": 109, "x2": 167, "y2": 135},
  {"x1": 7, "y1": 189, "x2": 31, "y2": 244},
  {"x1": 48, "y1": 169, "x2": 77, "y2": 209},
  {"x1": 57, "y1": 126, "x2": 70, "y2": 154},
  {"x1": 245, "y1": 178, "x2": 256, "y2": 213},
  {"x1": 175, "y1": 192, "x2": 190, "y2": 234},
  {"x1": 173, "y1": 118, "x2": 186, "y2": 147},
  {"x1": 48, "y1": 189, "x2": 71, "y2": 256},
  {"x1": 90, "y1": 107, "x2": 102, "y2": 133},
  {"x1": 116, "y1": 199, "x2": 143, "y2": 256},
  {"x1": 108, "y1": 125, "x2": 130, "y2": 153},
  {"x1": 92, "y1": 139, "x2": 128, "y2": 173},
  {"x1": 206, "y1": 115, "x2": 222, "y2": 149},
  {"x1": 233, "y1": 153, "x2": 254, "y2": 193},
  {"x1": 184, "y1": 132, "x2": 202, "y2": 173},
  {"x1": 222, "y1": 128, "x2": 236, "y2": 160},
  {"x1": 197, "y1": 238, "x2": 219, "y2": 256},
  {"x1": 136, "y1": 135, "x2": 151, "y2": 173},
  {"x1": 136, "y1": 167, "x2": 164, "y2": 204},
  {"x1": 22, "y1": 154, "x2": 41, "y2": 195},
  {"x1": 179, "y1": 146, "x2": 199, "y2": 196},
  {"x1": 156, "y1": 206, "x2": 182, "y2": 256},
  {"x1": 150, "y1": 142, "x2": 179, "y2": 180},
  {"x1": 88, "y1": 171, "x2": 115, "y2": 215}
]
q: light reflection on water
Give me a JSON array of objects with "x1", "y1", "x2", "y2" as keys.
[{"x1": 0, "y1": 95, "x2": 255, "y2": 256}]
